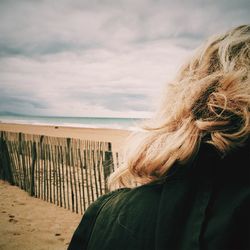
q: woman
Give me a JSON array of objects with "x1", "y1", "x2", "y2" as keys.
[{"x1": 68, "y1": 25, "x2": 250, "y2": 250}]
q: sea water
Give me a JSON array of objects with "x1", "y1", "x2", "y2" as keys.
[{"x1": 0, "y1": 114, "x2": 147, "y2": 131}]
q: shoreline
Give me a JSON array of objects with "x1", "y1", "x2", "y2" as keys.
[{"x1": 0, "y1": 122, "x2": 132, "y2": 153}]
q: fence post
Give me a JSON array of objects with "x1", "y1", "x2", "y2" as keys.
[
  {"x1": 0, "y1": 131, "x2": 4, "y2": 180},
  {"x1": 0, "y1": 131, "x2": 14, "y2": 185},
  {"x1": 66, "y1": 138, "x2": 74, "y2": 212},
  {"x1": 38, "y1": 135, "x2": 44, "y2": 199},
  {"x1": 30, "y1": 141, "x2": 37, "y2": 196},
  {"x1": 19, "y1": 132, "x2": 28, "y2": 191},
  {"x1": 103, "y1": 142, "x2": 113, "y2": 192}
]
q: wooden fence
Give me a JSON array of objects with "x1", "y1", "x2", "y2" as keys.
[{"x1": 0, "y1": 131, "x2": 120, "y2": 214}]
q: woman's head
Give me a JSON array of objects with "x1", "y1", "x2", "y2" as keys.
[{"x1": 109, "y1": 25, "x2": 250, "y2": 190}]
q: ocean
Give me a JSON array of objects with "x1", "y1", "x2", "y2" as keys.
[{"x1": 0, "y1": 114, "x2": 147, "y2": 131}]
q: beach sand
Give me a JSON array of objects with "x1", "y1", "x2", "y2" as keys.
[
  {"x1": 0, "y1": 123, "x2": 132, "y2": 153},
  {"x1": 0, "y1": 180, "x2": 82, "y2": 250},
  {"x1": 0, "y1": 123, "x2": 132, "y2": 250}
]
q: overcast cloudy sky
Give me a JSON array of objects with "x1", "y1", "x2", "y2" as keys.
[{"x1": 0, "y1": 0, "x2": 249, "y2": 118}]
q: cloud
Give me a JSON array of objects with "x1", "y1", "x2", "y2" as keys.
[
  {"x1": 0, "y1": 0, "x2": 249, "y2": 117},
  {"x1": 1, "y1": 0, "x2": 248, "y2": 57},
  {"x1": 0, "y1": 39, "x2": 190, "y2": 117}
]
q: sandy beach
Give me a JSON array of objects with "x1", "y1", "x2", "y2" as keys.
[
  {"x1": 0, "y1": 180, "x2": 82, "y2": 250},
  {"x1": 0, "y1": 123, "x2": 131, "y2": 250},
  {"x1": 0, "y1": 123, "x2": 132, "y2": 153}
]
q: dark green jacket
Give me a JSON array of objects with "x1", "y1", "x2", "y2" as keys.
[{"x1": 68, "y1": 142, "x2": 250, "y2": 250}]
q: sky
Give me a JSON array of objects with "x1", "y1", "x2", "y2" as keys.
[{"x1": 0, "y1": 0, "x2": 249, "y2": 118}]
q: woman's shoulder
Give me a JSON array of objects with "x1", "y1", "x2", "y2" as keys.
[
  {"x1": 91, "y1": 187, "x2": 131, "y2": 207},
  {"x1": 82, "y1": 188, "x2": 131, "y2": 221},
  {"x1": 67, "y1": 185, "x2": 162, "y2": 250},
  {"x1": 67, "y1": 188, "x2": 130, "y2": 250},
  {"x1": 89, "y1": 183, "x2": 163, "y2": 212}
]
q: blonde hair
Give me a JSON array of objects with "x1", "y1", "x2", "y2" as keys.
[{"x1": 108, "y1": 25, "x2": 250, "y2": 190}]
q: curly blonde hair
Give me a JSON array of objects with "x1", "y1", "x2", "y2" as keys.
[{"x1": 108, "y1": 25, "x2": 250, "y2": 190}]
